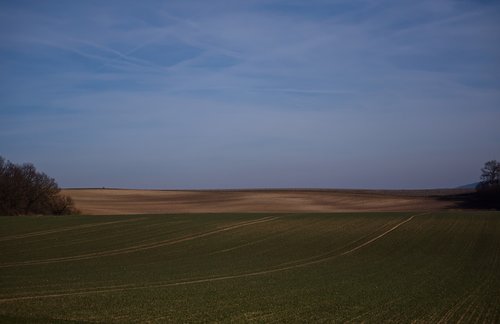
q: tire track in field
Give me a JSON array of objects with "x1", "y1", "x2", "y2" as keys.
[
  {"x1": 0, "y1": 213, "x2": 421, "y2": 302},
  {"x1": 345, "y1": 215, "x2": 443, "y2": 324},
  {"x1": 436, "y1": 235, "x2": 499, "y2": 324},
  {"x1": 481, "y1": 306, "x2": 494, "y2": 324},
  {"x1": 423, "y1": 216, "x2": 484, "y2": 324},
  {"x1": 269, "y1": 216, "x2": 406, "y2": 269},
  {"x1": 457, "y1": 301, "x2": 480, "y2": 324},
  {"x1": 436, "y1": 279, "x2": 487, "y2": 324},
  {"x1": 472, "y1": 304, "x2": 487, "y2": 324},
  {"x1": 0, "y1": 216, "x2": 279, "y2": 268},
  {"x1": 0, "y1": 218, "x2": 145, "y2": 242},
  {"x1": 207, "y1": 217, "x2": 326, "y2": 256},
  {"x1": 344, "y1": 297, "x2": 403, "y2": 323},
  {"x1": 278, "y1": 212, "x2": 422, "y2": 270}
]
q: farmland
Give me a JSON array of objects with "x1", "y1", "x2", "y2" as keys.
[
  {"x1": 62, "y1": 188, "x2": 472, "y2": 214},
  {"x1": 1, "y1": 211, "x2": 499, "y2": 322}
]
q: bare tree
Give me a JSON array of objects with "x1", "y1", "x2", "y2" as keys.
[
  {"x1": 480, "y1": 160, "x2": 500, "y2": 188},
  {"x1": 0, "y1": 156, "x2": 77, "y2": 216},
  {"x1": 474, "y1": 160, "x2": 500, "y2": 208}
]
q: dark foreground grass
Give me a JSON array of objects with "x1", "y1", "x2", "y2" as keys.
[{"x1": 0, "y1": 211, "x2": 499, "y2": 323}]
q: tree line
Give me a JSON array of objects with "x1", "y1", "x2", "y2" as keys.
[{"x1": 0, "y1": 156, "x2": 77, "y2": 216}]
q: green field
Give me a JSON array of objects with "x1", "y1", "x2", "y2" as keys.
[{"x1": 1, "y1": 212, "x2": 499, "y2": 323}]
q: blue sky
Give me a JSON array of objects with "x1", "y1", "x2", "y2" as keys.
[{"x1": 1, "y1": 0, "x2": 499, "y2": 189}]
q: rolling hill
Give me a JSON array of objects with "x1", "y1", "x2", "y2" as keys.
[{"x1": 62, "y1": 188, "x2": 474, "y2": 215}]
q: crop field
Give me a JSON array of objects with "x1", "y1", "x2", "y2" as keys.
[
  {"x1": 0, "y1": 211, "x2": 499, "y2": 322},
  {"x1": 62, "y1": 188, "x2": 469, "y2": 214}
]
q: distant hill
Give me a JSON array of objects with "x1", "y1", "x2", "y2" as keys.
[
  {"x1": 63, "y1": 188, "x2": 474, "y2": 215},
  {"x1": 456, "y1": 182, "x2": 479, "y2": 189}
]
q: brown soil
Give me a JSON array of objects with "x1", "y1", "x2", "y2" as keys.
[{"x1": 62, "y1": 188, "x2": 472, "y2": 215}]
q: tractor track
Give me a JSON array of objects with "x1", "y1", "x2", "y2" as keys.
[{"x1": 0, "y1": 213, "x2": 421, "y2": 302}]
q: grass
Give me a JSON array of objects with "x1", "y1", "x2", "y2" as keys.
[{"x1": 0, "y1": 211, "x2": 499, "y2": 322}]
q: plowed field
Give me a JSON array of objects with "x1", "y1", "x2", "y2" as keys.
[{"x1": 62, "y1": 188, "x2": 470, "y2": 214}]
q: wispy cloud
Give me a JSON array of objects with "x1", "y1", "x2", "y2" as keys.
[{"x1": 1, "y1": 0, "x2": 499, "y2": 188}]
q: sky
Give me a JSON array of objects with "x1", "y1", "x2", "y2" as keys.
[{"x1": 1, "y1": 0, "x2": 499, "y2": 189}]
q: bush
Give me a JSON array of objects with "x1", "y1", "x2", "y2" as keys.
[{"x1": 0, "y1": 156, "x2": 78, "y2": 215}]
